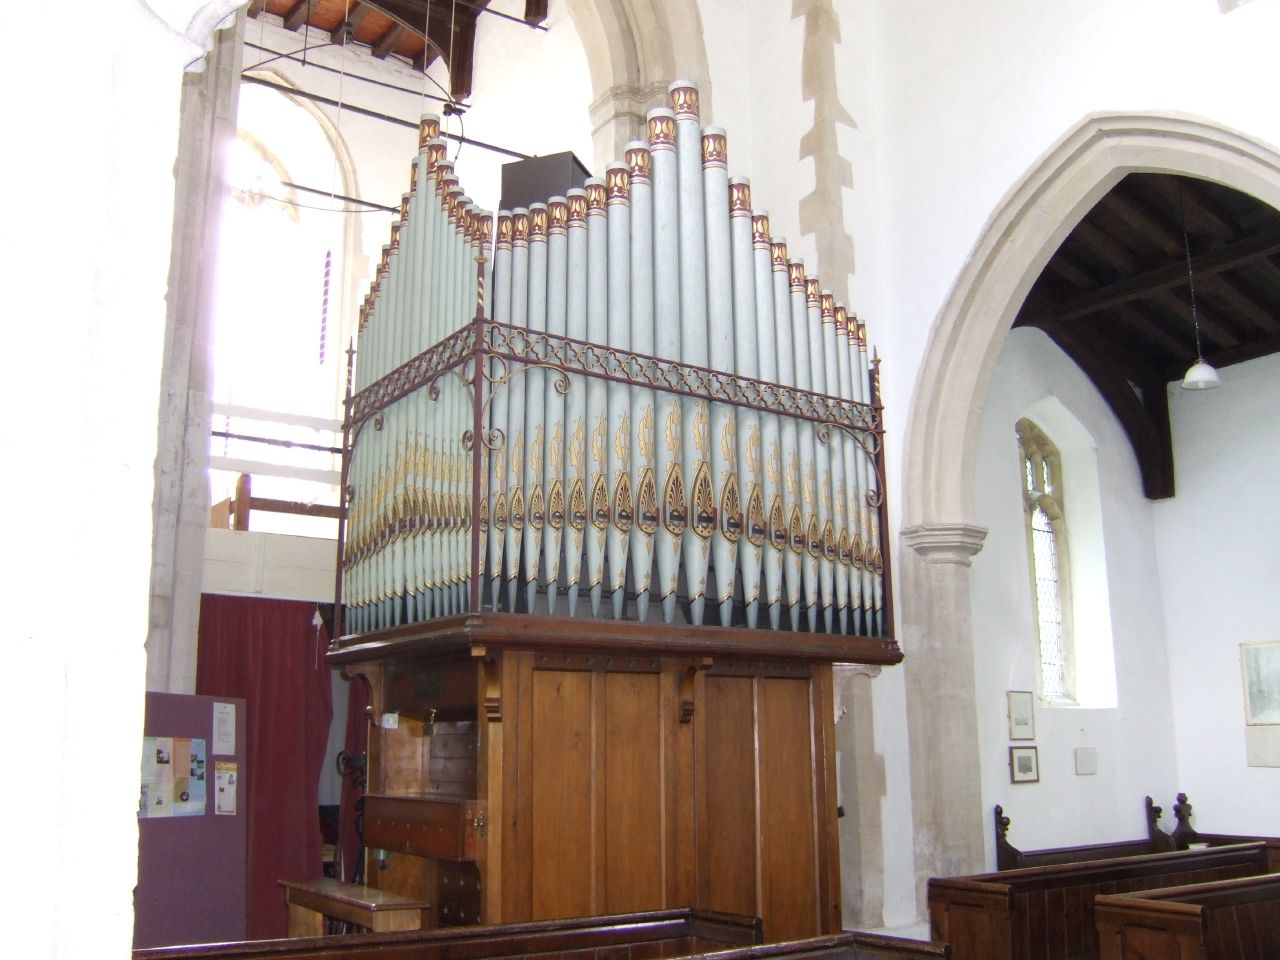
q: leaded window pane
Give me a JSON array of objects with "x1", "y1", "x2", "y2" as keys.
[{"x1": 1031, "y1": 505, "x2": 1065, "y2": 698}]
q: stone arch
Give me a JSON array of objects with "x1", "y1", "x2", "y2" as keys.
[
  {"x1": 560, "y1": 0, "x2": 712, "y2": 167},
  {"x1": 905, "y1": 113, "x2": 1280, "y2": 530},
  {"x1": 897, "y1": 113, "x2": 1280, "y2": 909}
]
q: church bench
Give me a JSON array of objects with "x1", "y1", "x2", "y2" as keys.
[
  {"x1": 131, "y1": 908, "x2": 763, "y2": 960},
  {"x1": 994, "y1": 797, "x2": 1175, "y2": 871},
  {"x1": 994, "y1": 793, "x2": 1275, "y2": 871},
  {"x1": 697, "y1": 931, "x2": 948, "y2": 959},
  {"x1": 696, "y1": 936, "x2": 947, "y2": 957},
  {"x1": 928, "y1": 841, "x2": 1279, "y2": 960},
  {"x1": 278, "y1": 879, "x2": 431, "y2": 936},
  {"x1": 1095, "y1": 873, "x2": 1280, "y2": 960}
]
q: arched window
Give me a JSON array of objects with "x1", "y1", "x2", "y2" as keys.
[{"x1": 1017, "y1": 418, "x2": 1074, "y2": 702}]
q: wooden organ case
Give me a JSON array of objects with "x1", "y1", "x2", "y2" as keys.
[{"x1": 330, "y1": 81, "x2": 900, "y2": 942}]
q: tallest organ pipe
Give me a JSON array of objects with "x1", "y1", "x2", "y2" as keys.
[{"x1": 670, "y1": 80, "x2": 712, "y2": 624}]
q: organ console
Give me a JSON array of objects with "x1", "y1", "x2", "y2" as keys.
[{"x1": 329, "y1": 81, "x2": 900, "y2": 941}]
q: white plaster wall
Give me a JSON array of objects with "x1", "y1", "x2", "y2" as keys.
[
  {"x1": 2, "y1": 4, "x2": 222, "y2": 956},
  {"x1": 969, "y1": 329, "x2": 1180, "y2": 857},
  {"x1": 203, "y1": 528, "x2": 337, "y2": 600},
  {"x1": 1154, "y1": 352, "x2": 1280, "y2": 834}
]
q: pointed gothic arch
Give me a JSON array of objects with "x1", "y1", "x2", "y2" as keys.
[
  {"x1": 898, "y1": 112, "x2": 1280, "y2": 907},
  {"x1": 906, "y1": 113, "x2": 1280, "y2": 530}
]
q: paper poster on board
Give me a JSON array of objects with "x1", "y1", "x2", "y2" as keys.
[
  {"x1": 214, "y1": 760, "x2": 238, "y2": 815},
  {"x1": 139, "y1": 737, "x2": 207, "y2": 818}
]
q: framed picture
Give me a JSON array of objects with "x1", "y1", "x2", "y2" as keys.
[
  {"x1": 1007, "y1": 690, "x2": 1035, "y2": 740},
  {"x1": 1242, "y1": 641, "x2": 1280, "y2": 725},
  {"x1": 1009, "y1": 746, "x2": 1039, "y2": 784}
]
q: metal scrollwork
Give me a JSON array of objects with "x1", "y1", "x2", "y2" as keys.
[{"x1": 482, "y1": 426, "x2": 506, "y2": 451}]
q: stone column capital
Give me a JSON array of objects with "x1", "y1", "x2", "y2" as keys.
[{"x1": 901, "y1": 522, "x2": 988, "y2": 566}]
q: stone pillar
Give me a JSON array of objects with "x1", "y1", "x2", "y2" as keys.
[
  {"x1": 834, "y1": 662, "x2": 886, "y2": 929},
  {"x1": 146, "y1": 14, "x2": 243, "y2": 693},
  {"x1": 899, "y1": 522, "x2": 987, "y2": 910},
  {"x1": 588, "y1": 81, "x2": 666, "y2": 171}
]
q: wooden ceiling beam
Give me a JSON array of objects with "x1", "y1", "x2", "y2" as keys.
[
  {"x1": 1148, "y1": 176, "x2": 1239, "y2": 240},
  {"x1": 1058, "y1": 226, "x2": 1280, "y2": 321},
  {"x1": 525, "y1": 0, "x2": 549, "y2": 24},
  {"x1": 1201, "y1": 274, "x2": 1280, "y2": 335},
  {"x1": 1042, "y1": 324, "x2": 1174, "y2": 500},
  {"x1": 330, "y1": 2, "x2": 373, "y2": 43},
  {"x1": 1039, "y1": 249, "x2": 1190, "y2": 358},
  {"x1": 373, "y1": 23, "x2": 405, "y2": 58},
  {"x1": 1149, "y1": 288, "x2": 1240, "y2": 350},
  {"x1": 1100, "y1": 189, "x2": 1182, "y2": 258},
  {"x1": 247, "y1": 0, "x2": 268, "y2": 18},
  {"x1": 283, "y1": 0, "x2": 311, "y2": 31},
  {"x1": 1113, "y1": 303, "x2": 1191, "y2": 360}
]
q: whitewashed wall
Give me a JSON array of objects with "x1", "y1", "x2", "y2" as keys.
[
  {"x1": 969, "y1": 329, "x2": 1181, "y2": 857},
  {"x1": 1154, "y1": 352, "x2": 1280, "y2": 835}
]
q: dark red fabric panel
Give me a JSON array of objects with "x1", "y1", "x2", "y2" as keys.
[
  {"x1": 338, "y1": 673, "x2": 370, "y2": 883},
  {"x1": 196, "y1": 594, "x2": 332, "y2": 941}
]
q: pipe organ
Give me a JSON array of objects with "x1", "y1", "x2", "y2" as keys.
[
  {"x1": 341, "y1": 84, "x2": 890, "y2": 640},
  {"x1": 331, "y1": 82, "x2": 901, "y2": 942}
]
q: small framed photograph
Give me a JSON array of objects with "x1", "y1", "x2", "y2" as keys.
[
  {"x1": 1242, "y1": 641, "x2": 1280, "y2": 726},
  {"x1": 1009, "y1": 746, "x2": 1039, "y2": 784},
  {"x1": 1008, "y1": 690, "x2": 1035, "y2": 740}
]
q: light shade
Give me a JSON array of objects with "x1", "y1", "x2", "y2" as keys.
[{"x1": 1181, "y1": 359, "x2": 1221, "y2": 390}]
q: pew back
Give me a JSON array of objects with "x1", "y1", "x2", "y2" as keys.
[
  {"x1": 929, "y1": 842, "x2": 1278, "y2": 960},
  {"x1": 699, "y1": 933, "x2": 948, "y2": 960},
  {"x1": 994, "y1": 798, "x2": 1174, "y2": 871},
  {"x1": 1095, "y1": 873, "x2": 1280, "y2": 960},
  {"x1": 132, "y1": 909, "x2": 762, "y2": 960}
]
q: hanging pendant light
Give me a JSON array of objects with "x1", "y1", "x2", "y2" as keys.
[{"x1": 1179, "y1": 186, "x2": 1221, "y2": 390}]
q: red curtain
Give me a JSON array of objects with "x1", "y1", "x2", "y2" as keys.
[{"x1": 197, "y1": 594, "x2": 333, "y2": 940}]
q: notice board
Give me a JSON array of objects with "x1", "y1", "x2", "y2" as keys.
[{"x1": 134, "y1": 692, "x2": 247, "y2": 948}]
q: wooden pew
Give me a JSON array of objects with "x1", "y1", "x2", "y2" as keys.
[
  {"x1": 929, "y1": 841, "x2": 1280, "y2": 960},
  {"x1": 130, "y1": 909, "x2": 947, "y2": 960},
  {"x1": 1166, "y1": 792, "x2": 1278, "y2": 856},
  {"x1": 994, "y1": 797, "x2": 1174, "y2": 870},
  {"x1": 1095, "y1": 873, "x2": 1280, "y2": 960},
  {"x1": 699, "y1": 932, "x2": 948, "y2": 960},
  {"x1": 995, "y1": 793, "x2": 1273, "y2": 872},
  {"x1": 132, "y1": 908, "x2": 763, "y2": 960}
]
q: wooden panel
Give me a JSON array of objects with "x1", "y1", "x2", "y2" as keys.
[
  {"x1": 808, "y1": 665, "x2": 841, "y2": 933},
  {"x1": 700, "y1": 674, "x2": 759, "y2": 917},
  {"x1": 363, "y1": 794, "x2": 482, "y2": 861},
  {"x1": 530, "y1": 669, "x2": 594, "y2": 919},
  {"x1": 603, "y1": 671, "x2": 665, "y2": 913},
  {"x1": 758, "y1": 677, "x2": 820, "y2": 942},
  {"x1": 380, "y1": 715, "x2": 427, "y2": 795}
]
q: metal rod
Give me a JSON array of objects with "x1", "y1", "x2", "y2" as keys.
[
  {"x1": 243, "y1": 40, "x2": 456, "y2": 104},
  {"x1": 241, "y1": 74, "x2": 533, "y2": 160},
  {"x1": 280, "y1": 179, "x2": 398, "y2": 213},
  {"x1": 457, "y1": 0, "x2": 549, "y2": 30},
  {"x1": 211, "y1": 429, "x2": 344, "y2": 455}
]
